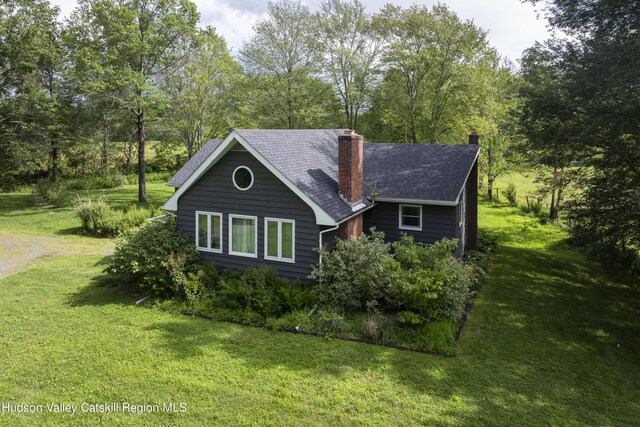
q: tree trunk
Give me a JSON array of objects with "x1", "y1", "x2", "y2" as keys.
[
  {"x1": 487, "y1": 176, "x2": 494, "y2": 201},
  {"x1": 136, "y1": 108, "x2": 147, "y2": 202},
  {"x1": 102, "y1": 116, "x2": 111, "y2": 176},
  {"x1": 50, "y1": 134, "x2": 59, "y2": 181}
]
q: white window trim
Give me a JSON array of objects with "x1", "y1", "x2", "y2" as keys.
[
  {"x1": 228, "y1": 214, "x2": 258, "y2": 258},
  {"x1": 195, "y1": 211, "x2": 223, "y2": 253},
  {"x1": 459, "y1": 191, "x2": 465, "y2": 227},
  {"x1": 232, "y1": 165, "x2": 254, "y2": 191},
  {"x1": 264, "y1": 217, "x2": 295, "y2": 263},
  {"x1": 399, "y1": 204, "x2": 423, "y2": 231}
]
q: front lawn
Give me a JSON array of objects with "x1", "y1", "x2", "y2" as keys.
[{"x1": 0, "y1": 186, "x2": 639, "y2": 425}]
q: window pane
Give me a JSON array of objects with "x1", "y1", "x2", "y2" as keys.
[
  {"x1": 197, "y1": 213, "x2": 208, "y2": 247},
  {"x1": 233, "y1": 167, "x2": 253, "y2": 189},
  {"x1": 402, "y1": 215, "x2": 420, "y2": 227},
  {"x1": 210, "y1": 215, "x2": 221, "y2": 249},
  {"x1": 232, "y1": 217, "x2": 255, "y2": 254},
  {"x1": 267, "y1": 221, "x2": 279, "y2": 257},
  {"x1": 402, "y1": 206, "x2": 421, "y2": 217},
  {"x1": 281, "y1": 222, "x2": 293, "y2": 259}
]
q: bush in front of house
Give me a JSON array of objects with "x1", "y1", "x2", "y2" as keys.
[
  {"x1": 310, "y1": 229, "x2": 398, "y2": 313},
  {"x1": 392, "y1": 236, "x2": 472, "y2": 322},
  {"x1": 105, "y1": 216, "x2": 200, "y2": 297}
]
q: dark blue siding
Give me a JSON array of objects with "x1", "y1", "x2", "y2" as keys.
[
  {"x1": 363, "y1": 202, "x2": 458, "y2": 246},
  {"x1": 177, "y1": 149, "x2": 320, "y2": 281}
]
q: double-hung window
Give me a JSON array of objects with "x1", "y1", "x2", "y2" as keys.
[
  {"x1": 229, "y1": 214, "x2": 258, "y2": 257},
  {"x1": 399, "y1": 204, "x2": 422, "y2": 231},
  {"x1": 196, "y1": 211, "x2": 222, "y2": 253},
  {"x1": 264, "y1": 218, "x2": 295, "y2": 262}
]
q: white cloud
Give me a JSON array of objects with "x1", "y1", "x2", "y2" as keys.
[{"x1": 50, "y1": 0, "x2": 550, "y2": 61}]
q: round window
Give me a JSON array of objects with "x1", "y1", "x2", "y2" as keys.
[{"x1": 233, "y1": 166, "x2": 254, "y2": 191}]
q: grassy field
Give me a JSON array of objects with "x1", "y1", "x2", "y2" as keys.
[{"x1": 0, "y1": 183, "x2": 639, "y2": 425}]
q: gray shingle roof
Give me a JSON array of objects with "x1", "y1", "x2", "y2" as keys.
[
  {"x1": 167, "y1": 129, "x2": 479, "y2": 222},
  {"x1": 364, "y1": 143, "x2": 480, "y2": 203},
  {"x1": 167, "y1": 139, "x2": 222, "y2": 187},
  {"x1": 235, "y1": 129, "x2": 362, "y2": 222}
]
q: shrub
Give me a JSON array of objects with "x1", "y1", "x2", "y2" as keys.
[
  {"x1": 65, "y1": 174, "x2": 128, "y2": 190},
  {"x1": 392, "y1": 237, "x2": 472, "y2": 322},
  {"x1": 266, "y1": 310, "x2": 315, "y2": 331},
  {"x1": 33, "y1": 179, "x2": 67, "y2": 207},
  {"x1": 74, "y1": 195, "x2": 155, "y2": 237},
  {"x1": 505, "y1": 183, "x2": 517, "y2": 206},
  {"x1": 310, "y1": 229, "x2": 398, "y2": 313},
  {"x1": 75, "y1": 195, "x2": 113, "y2": 233},
  {"x1": 215, "y1": 267, "x2": 316, "y2": 319},
  {"x1": 104, "y1": 217, "x2": 200, "y2": 297}
]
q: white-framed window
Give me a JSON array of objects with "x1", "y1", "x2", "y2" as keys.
[
  {"x1": 399, "y1": 204, "x2": 422, "y2": 231},
  {"x1": 264, "y1": 217, "x2": 295, "y2": 263},
  {"x1": 229, "y1": 214, "x2": 258, "y2": 257},
  {"x1": 195, "y1": 211, "x2": 222, "y2": 253},
  {"x1": 232, "y1": 166, "x2": 254, "y2": 191}
]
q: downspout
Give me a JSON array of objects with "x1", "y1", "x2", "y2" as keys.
[{"x1": 318, "y1": 224, "x2": 339, "y2": 265}]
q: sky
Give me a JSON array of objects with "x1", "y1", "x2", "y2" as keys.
[{"x1": 50, "y1": 0, "x2": 551, "y2": 63}]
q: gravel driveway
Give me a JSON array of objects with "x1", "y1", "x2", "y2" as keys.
[{"x1": 0, "y1": 231, "x2": 114, "y2": 279}]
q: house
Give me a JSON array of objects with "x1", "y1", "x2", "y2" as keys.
[{"x1": 163, "y1": 129, "x2": 479, "y2": 281}]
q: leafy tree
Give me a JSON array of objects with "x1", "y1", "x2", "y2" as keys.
[
  {"x1": 0, "y1": 0, "x2": 67, "y2": 183},
  {"x1": 372, "y1": 4, "x2": 495, "y2": 144},
  {"x1": 161, "y1": 27, "x2": 240, "y2": 158},
  {"x1": 315, "y1": 0, "x2": 382, "y2": 130},
  {"x1": 240, "y1": 0, "x2": 337, "y2": 129},
  {"x1": 524, "y1": 0, "x2": 640, "y2": 254},
  {"x1": 68, "y1": 0, "x2": 199, "y2": 201}
]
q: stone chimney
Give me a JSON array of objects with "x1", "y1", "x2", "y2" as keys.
[
  {"x1": 338, "y1": 130, "x2": 364, "y2": 205},
  {"x1": 336, "y1": 130, "x2": 364, "y2": 240},
  {"x1": 465, "y1": 132, "x2": 479, "y2": 251}
]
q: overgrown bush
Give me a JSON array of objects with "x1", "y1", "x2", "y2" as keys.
[
  {"x1": 74, "y1": 195, "x2": 156, "y2": 237},
  {"x1": 104, "y1": 217, "x2": 199, "y2": 297},
  {"x1": 393, "y1": 237, "x2": 472, "y2": 322},
  {"x1": 504, "y1": 183, "x2": 517, "y2": 206},
  {"x1": 75, "y1": 195, "x2": 113, "y2": 234},
  {"x1": 65, "y1": 174, "x2": 128, "y2": 190},
  {"x1": 32, "y1": 179, "x2": 67, "y2": 207},
  {"x1": 310, "y1": 229, "x2": 397, "y2": 313},
  {"x1": 215, "y1": 267, "x2": 316, "y2": 320}
]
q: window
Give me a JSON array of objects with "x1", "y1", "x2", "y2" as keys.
[
  {"x1": 232, "y1": 166, "x2": 254, "y2": 191},
  {"x1": 229, "y1": 214, "x2": 257, "y2": 257},
  {"x1": 399, "y1": 204, "x2": 422, "y2": 231},
  {"x1": 196, "y1": 211, "x2": 222, "y2": 253},
  {"x1": 264, "y1": 218, "x2": 295, "y2": 263}
]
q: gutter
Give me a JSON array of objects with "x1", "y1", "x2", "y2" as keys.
[{"x1": 317, "y1": 202, "x2": 376, "y2": 265}]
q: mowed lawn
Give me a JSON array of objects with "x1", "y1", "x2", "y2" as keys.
[{"x1": 0, "y1": 184, "x2": 639, "y2": 425}]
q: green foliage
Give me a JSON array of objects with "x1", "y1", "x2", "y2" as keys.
[
  {"x1": 310, "y1": 229, "x2": 397, "y2": 313},
  {"x1": 504, "y1": 183, "x2": 517, "y2": 206},
  {"x1": 215, "y1": 267, "x2": 316, "y2": 320},
  {"x1": 74, "y1": 195, "x2": 155, "y2": 237},
  {"x1": 266, "y1": 310, "x2": 316, "y2": 331},
  {"x1": 393, "y1": 236, "x2": 472, "y2": 322},
  {"x1": 104, "y1": 217, "x2": 199, "y2": 297},
  {"x1": 65, "y1": 174, "x2": 128, "y2": 190},
  {"x1": 32, "y1": 179, "x2": 67, "y2": 208}
]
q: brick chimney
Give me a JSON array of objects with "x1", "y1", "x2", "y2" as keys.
[
  {"x1": 338, "y1": 130, "x2": 364, "y2": 204},
  {"x1": 465, "y1": 132, "x2": 479, "y2": 251},
  {"x1": 337, "y1": 130, "x2": 364, "y2": 240}
]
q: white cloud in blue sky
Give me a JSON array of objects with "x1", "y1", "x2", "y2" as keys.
[{"x1": 51, "y1": 0, "x2": 550, "y2": 63}]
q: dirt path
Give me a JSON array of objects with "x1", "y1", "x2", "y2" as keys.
[{"x1": 0, "y1": 231, "x2": 114, "y2": 279}]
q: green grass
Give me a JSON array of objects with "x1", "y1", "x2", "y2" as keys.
[
  {"x1": 0, "y1": 183, "x2": 174, "y2": 236},
  {"x1": 0, "y1": 184, "x2": 639, "y2": 425}
]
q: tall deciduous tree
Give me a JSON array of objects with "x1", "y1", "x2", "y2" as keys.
[
  {"x1": 161, "y1": 27, "x2": 240, "y2": 158},
  {"x1": 371, "y1": 3, "x2": 495, "y2": 144},
  {"x1": 524, "y1": 0, "x2": 640, "y2": 254},
  {"x1": 240, "y1": 0, "x2": 335, "y2": 129},
  {"x1": 68, "y1": 0, "x2": 198, "y2": 201},
  {"x1": 0, "y1": 0, "x2": 66, "y2": 183},
  {"x1": 315, "y1": 0, "x2": 381, "y2": 130}
]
